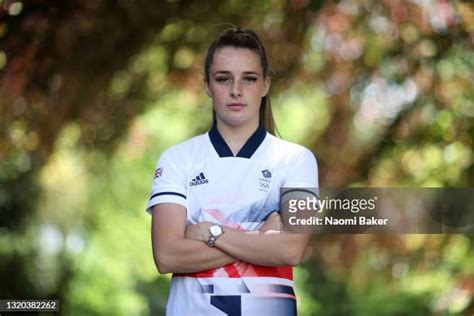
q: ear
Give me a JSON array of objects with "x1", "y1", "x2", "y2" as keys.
[
  {"x1": 262, "y1": 76, "x2": 271, "y2": 97},
  {"x1": 204, "y1": 81, "x2": 212, "y2": 97}
]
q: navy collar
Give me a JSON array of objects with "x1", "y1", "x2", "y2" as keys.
[{"x1": 208, "y1": 123, "x2": 267, "y2": 158}]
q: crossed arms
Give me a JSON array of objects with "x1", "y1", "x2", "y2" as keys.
[{"x1": 151, "y1": 203, "x2": 311, "y2": 274}]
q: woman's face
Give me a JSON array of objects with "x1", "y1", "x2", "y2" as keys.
[{"x1": 206, "y1": 47, "x2": 270, "y2": 130}]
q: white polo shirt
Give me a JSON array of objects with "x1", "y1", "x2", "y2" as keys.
[{"x1": 147, "y1": 124, "x2": 318, "y2": 316}]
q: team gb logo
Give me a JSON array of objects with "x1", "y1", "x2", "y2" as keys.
[
  {"x1": 261, "y1": 169, "x2": 272, "y2": 178},
  {"x1": 259, "y1": 169, "x2": 272, "y2": 192}
]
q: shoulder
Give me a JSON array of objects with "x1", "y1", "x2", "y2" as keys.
[
  {"x1": 160, "y1": 133, "x2": 209, "y2": 160},
  {"x1": 265, "y1": 133, "x2": 316, "y2": 162}
]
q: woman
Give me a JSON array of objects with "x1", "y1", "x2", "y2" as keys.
[{"x1": 147, "y1": 27, "x2": 318, "y2": 315}]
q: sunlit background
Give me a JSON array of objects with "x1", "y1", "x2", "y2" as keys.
[{"x1": 0, "y1": 0, "x2": 473, "y2": 315}]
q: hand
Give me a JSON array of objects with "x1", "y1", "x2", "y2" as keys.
[
  {"x1": 185, "y1": 221, "x2": 214, "y2": 242},
  {"x1": 259, "y1": 212, "x2": 282, "y2": 232}
]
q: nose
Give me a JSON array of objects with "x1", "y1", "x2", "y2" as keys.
[{"x1": 230, "y1": 81, "x2": 243, "y2": 98}]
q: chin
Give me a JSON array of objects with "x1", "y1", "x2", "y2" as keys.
[
  {"x1": 221, "y1": 119, "x2": 249, "y2": 128},
  {"x1": 215, "y1": 109, "x2": 260, "y2": 128}
]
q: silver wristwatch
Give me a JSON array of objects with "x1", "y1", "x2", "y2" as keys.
[{"x1": 207, "y1": 225, "x2": 224, "y2": 247}]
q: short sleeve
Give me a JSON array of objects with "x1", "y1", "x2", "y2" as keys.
[
  {"x1": 283, "y1": 148, "x2": 319, "y2": 188},
  {"x1": 146, "y1": 148, "x2": 187, "y2": 215}
]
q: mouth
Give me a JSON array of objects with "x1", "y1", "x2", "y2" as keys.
[{"x1": 226, "y1": 103, "x2": 246, "y2": 110}]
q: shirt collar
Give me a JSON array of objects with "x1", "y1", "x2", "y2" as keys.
[{"x1": 208, "y1": 122, "x2": 267, "y2": 158}]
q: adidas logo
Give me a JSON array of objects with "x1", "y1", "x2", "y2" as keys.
[{"x1": 189, "y1": 172, "x2": 209, "y2": 186}]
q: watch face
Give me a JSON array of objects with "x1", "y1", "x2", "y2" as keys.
[{"x1": 210, "y1": 225, "x2": 222, "y2": 236}]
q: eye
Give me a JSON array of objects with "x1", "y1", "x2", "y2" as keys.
[
  {"x1": 215, "y1": 76, "x2": 231, "y2": 84},
  {"x1": 243, "y1": 76, "x2": 258, "y2": 84}
]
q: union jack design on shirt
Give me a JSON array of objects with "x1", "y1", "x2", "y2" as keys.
[{"x1": 154, "y1": 168, "x2": 163, "y2": 178}]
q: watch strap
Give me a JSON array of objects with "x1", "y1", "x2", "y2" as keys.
[{"x1": 207, "y1": 235, "x2": 218, "y2": 247}]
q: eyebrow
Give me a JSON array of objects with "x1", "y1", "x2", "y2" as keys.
[{"x1": 213, "y1": 71, "x2": 260, "y2": 76}]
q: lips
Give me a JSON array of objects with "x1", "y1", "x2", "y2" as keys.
[{"x1": 226, "y1": 103, "x2": 246, "y2": 109}]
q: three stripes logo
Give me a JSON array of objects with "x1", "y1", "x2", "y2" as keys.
[{"x1": 189, "y1": 172, "x2": 209, "y2": 186}]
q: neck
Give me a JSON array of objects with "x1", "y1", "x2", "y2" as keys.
[{"x1": 216, "y1": 120, "x2": 259, "y2": 155}]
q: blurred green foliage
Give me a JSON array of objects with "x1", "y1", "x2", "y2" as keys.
[{"x1": 1, "y1": 0, "x2": 473, "y2": 315}]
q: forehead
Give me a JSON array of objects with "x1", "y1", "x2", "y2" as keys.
[{"x1": 211, "y1": 47, "x2": 262, "y2": 73}]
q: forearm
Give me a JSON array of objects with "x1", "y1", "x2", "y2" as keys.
[
  {"x1": 214, "y1": 227, "x2": 309, "y2": 267},
  {"x1": 154, "y1": 238, "x2": 236, "y2": 274}
]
